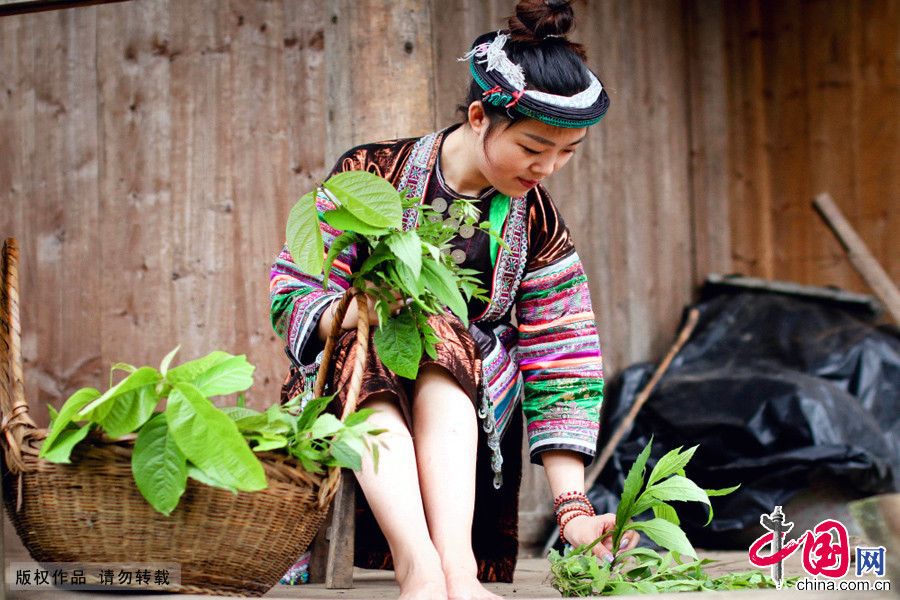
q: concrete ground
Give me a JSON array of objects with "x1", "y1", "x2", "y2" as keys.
[
  {"x1": 3, "y1": 544, "x2": 894, "y2": 599},
  {"x1": 2, "y1": 510, "x2": 893, "y2": 599}
]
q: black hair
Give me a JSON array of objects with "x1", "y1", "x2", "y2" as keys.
[{"x1": 458, "y1": 0, "x2": 592, "y2": 142}]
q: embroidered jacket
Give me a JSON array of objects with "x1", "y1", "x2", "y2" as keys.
[{"x1": 270, "y1": 128, "x2": 603, "y2": 484}]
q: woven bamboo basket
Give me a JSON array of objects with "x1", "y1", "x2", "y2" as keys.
[{"x1": 0, "y1": 237, "x2": 370, "y2": 597}]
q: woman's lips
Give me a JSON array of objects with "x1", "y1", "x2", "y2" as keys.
[{"x1": 517, "y1": 177, "x2": 540, "y2": 189}]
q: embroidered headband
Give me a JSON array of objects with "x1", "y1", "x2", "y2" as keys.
[{"x1": 459, "y1": 31, "x2": 609, "y2": 128}]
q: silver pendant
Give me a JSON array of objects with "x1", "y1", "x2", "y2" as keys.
[
  {"x1": 432, "y1": 197, "x2": 448, "y2": 213},
  {"x1": 459, "y1": 224, "x2": 475, "y2": 239},
  {"x1": 451, "y1": 249, "x2": 467, "y2": 264}
]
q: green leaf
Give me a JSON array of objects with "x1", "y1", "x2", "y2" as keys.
[
  {"x1": 324, "y1": 171, "x2": 402, "y2": 229},
  {"x1": 132, "y1": 413, "x2": 187, "y2": 515},
  {"x1": 322, "y1": 208, "x2": 390, "y2": 236},
  {"x1": 646, "y1": 475, "x2": 710, "y2": 505},
  {"x1": 77, "y1": 367, "x2": 161, "y2": 422},
  {"x1": 358, "y1": 244, "x2": 394, "y2": 276},
  {"x1": 39, "y1": 423, "x2": 91, "y2": 463},
  {"x1": 97, "y1": 382, "x2": 159, "y2": 439},
  {"x1": 192, "y1": 354, "x2": 255, "y2": 396},
  {"x1": 166, "y1": 351, "x2": 232, "y2": 385},
  {"x1": 286, "y1": 190, "x2": 324, "y2": 275},
  {"x1": 420, "y1": 259, "x2": 468, "y2": 327},
  {"x1": 246, "y1": 433, "x2": 288, "y2": 452},
  {"x1": 221, "y1": 406, "x2": 270, "y2": 432},
  {"x1": 699, "y1": 484, "x2": 739, "y2": 526},
  {"x1": 329, "y1": 439, "x2": 362, "y2": 471},
  {"x1": 388, "y1": 263, "x2": 423, "y2": 301},
  {"x1": 627, "y1": 518, "x2": 697, "y2": 559},
  {"x1": 343, "y1": 408, "x2": 376, "y2": 428},
  {"x1": 39, "y1": 387, "x2": 100, "y2": 457},
  {"x1": 295, "y1": 395, "x2": 333, "y2": 432},
  {"x1": 647, "y1": 445, "x2": 697, "y2": 487},
  {"x1": 706, "y1": 484, "x2": 740, "y2": 496},
  {"x1": 309, "y1": 413, "x2": 343, "y2": 439},
  {"x1": 109, "y1": 362, "x2": 137, "y2": 388},
  {"x1": 187, "y1": 464, "x2": 239, "y2": 494},
  {"x1": 652, "y1": 501, "x2": 681, "y2": 526},
  {"x1": 373, "y1": 310, "x2": 422, "y2": 379},
  {"x1": 615, "y1": 437, "x2": 653, "y2": 538},
  {"x1": 384, "y1": 229, "x2": 422, "y2": 278},
  {"x1": 323, "y1": 231, "x2": 360, "y2": 288},
  {"x1": 159, "y1": 345, "x2": 180, "y2": 377},
  {"x1": 165, "y1": 382, "x2": 267, "y2": 491}
]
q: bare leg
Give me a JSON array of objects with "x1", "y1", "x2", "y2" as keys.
[
  {"x1": 354, "y1": 395, "x2": 447, "y2": 600},
  {"x1": 413, "y1": 364, "x2": 502, "y2": 600}
]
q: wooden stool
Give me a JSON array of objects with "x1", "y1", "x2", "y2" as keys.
[
  {"x1": 304, "y1": 287, "x2": 370, "y2": 589},
  {"x1": 308, "y1": 472, "x2": 356, "y2": 588}
]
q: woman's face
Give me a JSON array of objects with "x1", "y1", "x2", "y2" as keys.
[{"x1": 470, "y1": 105, "x2": 587, "y2": 197}]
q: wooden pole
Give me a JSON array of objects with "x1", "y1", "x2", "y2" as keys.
[{"x1": 813, "y1": 193, "x2": 900, "y2": 326}]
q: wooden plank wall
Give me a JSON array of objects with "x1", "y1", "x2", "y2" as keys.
[
  {"x1": 0, "y1": 0, "x2": 704, "y2": 549},
  {"x1": 724, "y1": 0, "x2": 900, "y2": 292}
]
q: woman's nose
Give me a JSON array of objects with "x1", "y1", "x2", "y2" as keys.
[{"x1": 531, "y1": 156, "x2": 555, "y2": 176}]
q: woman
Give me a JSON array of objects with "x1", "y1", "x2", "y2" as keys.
[{"x1": 271, "y1": 1, "x2": 637, "y2": 598}]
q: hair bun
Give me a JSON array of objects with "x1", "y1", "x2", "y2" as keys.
[{"x1": 508, "y1": 0, "x2": 575, "y2": 42}]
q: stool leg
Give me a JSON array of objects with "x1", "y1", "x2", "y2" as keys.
[{"x1": 325, "y1": 471, "x2": 356, "y2": 589}]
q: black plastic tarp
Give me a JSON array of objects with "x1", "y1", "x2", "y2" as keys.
[{"x1": 585, "y1": 288, "x2": 900, "y2": 548}]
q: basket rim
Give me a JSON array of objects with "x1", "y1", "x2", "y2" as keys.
[{"x1": 0, "y1": 236, "x2": 344, "y2": 503}]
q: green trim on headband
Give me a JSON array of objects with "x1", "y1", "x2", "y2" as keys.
[
  {"x1": 488, "y1": 193, "x2": 511, "y2": 266},
  {"x1": 469, "y1": 62, "x2": 605, "y2": 129}
]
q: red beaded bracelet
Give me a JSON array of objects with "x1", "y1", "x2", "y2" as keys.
[
  {"x1": 554, "y1": 490, "x2": 590, "y2": 508},
  {"x1": 559, "y1": 509, "x2": 593, "y2": 545},
  {"x1": 554, "y1": 498, "x2": 594, "y2": 519}
]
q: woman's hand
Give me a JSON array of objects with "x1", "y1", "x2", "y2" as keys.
[
  {"x1": 316, "y1": 284, "x2": 406, "y2": 341},
  {"x1": 562, "y1": 513, "x2": 639, "y2": 564}
]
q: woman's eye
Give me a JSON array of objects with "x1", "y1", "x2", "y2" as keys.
[{"x1": 521, "y1": 146, "x2": 540, "y2": 155}]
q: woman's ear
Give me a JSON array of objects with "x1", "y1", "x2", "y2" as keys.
[{"x1": 467, "y1": 101, "x2": 487, "y2": 135}]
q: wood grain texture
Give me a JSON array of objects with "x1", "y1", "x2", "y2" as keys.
[
  {"x1": 685, "y1": 0, "x2": 731, "y2": 286},
  {"x1": 8, "y1": 0, "x2": 897, "y2": 554},
  {"x1": 324, "y1": 0, "x2": 436, "y2": 163},
  {"x1": 168, "y1": 0, "x2": 237, "y2": 382},
  {"x1": 228, "y1": 0, "x2": 291, "y2": 406},
  {"x1": 27, "y1": 7, "x2": 102, "y2": 422},
  {"x1": 0, "y1": 12, "x2": 37, "y2": 408},
  {"x1": 96, "y1": 0, "x2": 175, "y2": 383},
  {"x1": 724, "y1": 0, "x2": 899, "y2": 298}
]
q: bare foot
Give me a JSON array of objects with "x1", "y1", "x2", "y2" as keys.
[
  {"x1": 397, "y1": 562, "x2": 448, "y2": 600},
  {"x1": 445, "y1": 567, "x2": 503, "y2": 600}
]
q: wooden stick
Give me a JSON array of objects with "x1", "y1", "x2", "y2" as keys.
[
  {"x1": 542, "y1": 308, "x2": 700, "y2": 555},
  {"x1": 813, "y1": 193, "x2": 900, "y2": 326}
]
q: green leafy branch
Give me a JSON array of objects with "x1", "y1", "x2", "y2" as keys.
[
  {"x1": 548, "y1": 439, "x2": 794, "y2": 595},
  {"x1": 40, "y1": 348, "x2": 383, "y2": 516},
  {"x1": 286, "y1": 171, "x2": 505, "y2": 380}
]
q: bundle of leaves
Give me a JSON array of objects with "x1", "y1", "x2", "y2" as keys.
[
  {"x1": 287, "y1": 171, "x2": 501, "y2": 379},
  {"x1": 548, "y1": 439, "x2": 795, "y2": 595},
  {"x1": 40, "y1": 347, "x2": 382, "y2": 515}
]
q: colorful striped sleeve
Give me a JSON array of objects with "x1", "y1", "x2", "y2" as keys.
[
  {"x1": 515, "y1": 191, "x2": 603, "y2": 465},
  {"x1": 270, "y1": 190, "x2": 357, "y2": 365}
]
